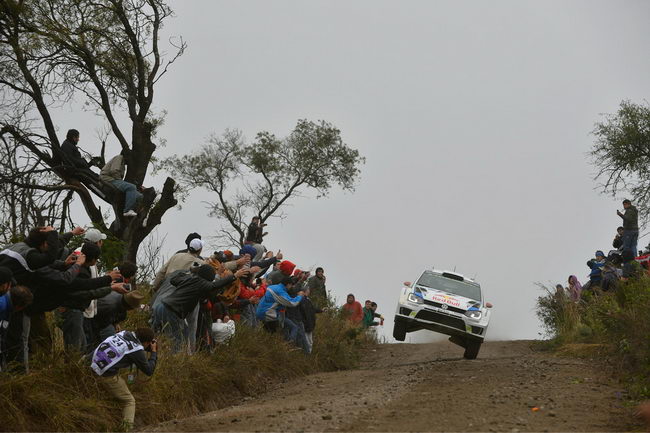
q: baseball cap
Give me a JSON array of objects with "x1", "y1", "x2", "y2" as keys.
[
  {"x1": 84, "y1": 228, "x2": 107, "y2": 243},
  {"x1": 189, "y1": 238, "x2": 204, "y2": 252}
]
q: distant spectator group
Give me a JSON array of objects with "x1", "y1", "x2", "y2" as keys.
[{"x1": 557, "y1": 199, "x2": 647, "y2": 300}]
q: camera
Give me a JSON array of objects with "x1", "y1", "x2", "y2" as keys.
[{"x1": 123, "y1": 283, "x2": 132, "y2": 291}]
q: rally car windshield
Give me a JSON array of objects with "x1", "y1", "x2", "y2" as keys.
[{"x1": 416, "y1": 273, "x2": 482, "y2": 301}]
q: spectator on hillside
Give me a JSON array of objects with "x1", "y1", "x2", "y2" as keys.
[
  {"x1": 0, "y1": 283, "x2": 33, "y2": 372},
  {"x1": 554, "y1": 284, "x2": 567, "y2": 299},
  {"x1": 618, "y1": 199, "x2": 639, "y2": 256},
  {"x1": 568, "y1": 275, "x2": 582, "y2": 302},
  {"x1": 77, "y1": 228, "x2": 108, "y2": 352},
  {"x1": 152, "y1": 264, "x2": 248, "y2": 352},
  {"x1": 342, "y1": 294, "x2": 363, "y2": 325},
  {"x1": 244, "y1": 216, "x2": 267, "y2": 261},
  {"x1": 613, "y1": 226, "x2": 624, "y2": 251},
  {"x1": 56, "y1": 243, "x2": 124, "y2": 351},
  {"x1": 370, "y1": 302, "x2": 384, "y2": 326},
  {"x1": 306, "y1": 267, "x2": 327, "y2": 307},
  {"x1": 301, "y1": 287, "x2": 323, "y2": 354},
  {"x1": 176, "y1": 233, "x2": 202, "y2": 254},
  {"x1": 152, "y1": 238, "x2": 205, "y2": 291},
  {"x1": 91, "y1": 291, "x2": 145, "y2": 348},
  {"x1": 601, "y1": 264, "x2": 619, "y2": 292},
  {"x1": 621, "y1": 249, "x2": 643, "y2": 282},
  {"x1": 285, "y1": 286, "x2": 309, "y2": 353},
  {"x1": 91, "y1": 328, "x2": 158, "y2": 430},
  {"x1": 587, "y1": 251, "x2": 607, "y2": 288},
  {"x1": 256, "y1": 275, "x2": 303, "y2": 333},
  {"x1": 266, "y1": 260, "x2": 296, "y2": 285}
]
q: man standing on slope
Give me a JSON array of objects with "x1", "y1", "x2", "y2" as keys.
[{"x1": 617, "y1": 199, "x2": 639, "y2": 257}]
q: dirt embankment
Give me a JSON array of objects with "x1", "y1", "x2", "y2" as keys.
[{"x1": 145, "y1": 340, "x2": 637, "y2": 432}]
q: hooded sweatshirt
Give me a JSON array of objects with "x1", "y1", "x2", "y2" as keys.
[{"x1": 256, "y1": 283, "x2": 303, "y2": 321}]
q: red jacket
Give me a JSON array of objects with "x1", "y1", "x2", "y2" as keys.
[{"x1": 342, "y1": 301, "x2": 363, "y2": 324}]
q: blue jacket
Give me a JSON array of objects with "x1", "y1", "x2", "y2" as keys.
[
  {"x1": 587, "y1": 259, "x2": 605, "y2": 282},
  {"x1": 256, "y1": 283, "x2": 303, "y2": 321},
  {"x1": 0, "y1": 293, "x2": 12, "y2": 322}
]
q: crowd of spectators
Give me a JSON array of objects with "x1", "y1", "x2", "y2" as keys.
[{"x1": 557, "y1": 199, "x2": 648, "y2": 300}]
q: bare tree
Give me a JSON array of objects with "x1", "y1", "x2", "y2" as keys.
[
  {"x1": 0, "y1": 0, "x2": 185, "y2": 260},
  {"x1": 0, "y1": 132, "x2": 73, "y2": 244},
  {"x1": 162, "y1": 119, "x2": 365, "y2": 247}
]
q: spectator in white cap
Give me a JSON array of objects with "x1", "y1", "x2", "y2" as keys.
[
  {"x1": 76, "y1": 227, "x2": 108, "y2": 351},
  {"x1": 84, "y1": 228, "x2": 107, "y2": 245},
  {"x1": 152, "y1": 237, "x2": 205, "y2": 291}
]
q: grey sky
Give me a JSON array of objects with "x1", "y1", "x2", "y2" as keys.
[{"x1": 59, "y1": 0, "x2": 650, "y2": 342}]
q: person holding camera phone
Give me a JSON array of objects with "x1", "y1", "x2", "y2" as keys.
[{"x1": 91, "y1": 327, "x2": 157, "y2": 430}]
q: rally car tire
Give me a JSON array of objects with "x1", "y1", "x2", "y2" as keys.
[
  {"x1": 393, "y1": 321, "x2": 407, "y2": 341},
  {"x1": 463, "y1": 339, "x2": 482, "y2": 359}
]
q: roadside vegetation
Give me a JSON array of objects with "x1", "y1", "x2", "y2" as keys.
[
  {"x1": 536, "y1": 276, "x2": 650, "y2": 399},
  {"x1": 0, "y1": 303, "x2": 375, "y2": 432}
]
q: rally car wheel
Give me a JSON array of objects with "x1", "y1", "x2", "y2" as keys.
[
  {"x1": 463, "y1": 339, "x2": 482, "y2": 359},
  {"x1": 393, "y1": 321, "x2": 407, "y2": 341}
]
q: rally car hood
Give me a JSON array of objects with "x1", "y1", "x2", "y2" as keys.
[{"x1": 414, "y1": 285, "x2": 482, "y2": 311}]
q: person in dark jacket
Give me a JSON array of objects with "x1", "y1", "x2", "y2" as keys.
[
  {"x1": 587, "y1": 251, "x2": 607, "y2": 288},
  {"x1": 152, "y1": 265, "x2": 249, "y2": 352},
  {"x1": 61, "y1": 129, "x2": 89, "y2": 169},
  {"x1": 244, "y1": 217, "x2": 267, "y2": 260},
  {"x1": 0, "y1": 226, "x2": 61, "y2": 370},
  {"x1": 91, "y1": 327, "x2": 157, "y2": 429},
  {"x1": 0, "y1": 285, "x2": 33, "y2": 372},
  {"x1": 0, "y1": 226, "x2": 60, "y2": 283},
  {"x1": 618, "y1": 199, "x2": 639, "y2": 256},
  {"x1": 301, "y1": 288, "x2": 323, "y2": 354},
  {"x1": 55, "y1": 243, "x2": 125, "y2": 351},
  {"x1": 613, "y1": 226, "x2": 625, "y2": 251},
  {"x1": 306, "y1": 267, "x2": 327, "y2": 308},
  {"x1": 90, "y1": 291, "x2": 145, "y2": 349},
  {"x1": 285, "y1": 287, "x2": 309, "y2": 353}
]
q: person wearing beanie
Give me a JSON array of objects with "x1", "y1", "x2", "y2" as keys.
[
  {"x1": 152, "y1": 237, "x2": 205, "y2": 291},
  {"x1": 586, "y1": 251, "x2": 607, "y2": 288},
  {"x1": 152, "y1": 265, "x2": 250, "y2": 352}
]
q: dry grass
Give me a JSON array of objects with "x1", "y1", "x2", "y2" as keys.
[{"x1": 0, "y1": 308, "x2": 375, "y2": 432}]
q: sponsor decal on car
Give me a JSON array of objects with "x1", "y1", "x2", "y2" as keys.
[{"x1": 431, "y1": 294, "x2": 461, "y2": 308}]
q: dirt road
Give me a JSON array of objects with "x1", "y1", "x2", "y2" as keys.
[{"x1": 146, "y1": 340, "x2": 637, "y2": 432}]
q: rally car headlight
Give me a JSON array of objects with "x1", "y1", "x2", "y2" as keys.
[
  {"x1": 407, "y1": 293, "x2": 424, "y2": 304},
  {"x1": 465, "y1": 310, "x2": 482, "y2": 320}
]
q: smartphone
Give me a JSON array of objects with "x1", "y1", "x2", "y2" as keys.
[{"x1": 123, "y1": 283, "x2": 132, "y2": 291}]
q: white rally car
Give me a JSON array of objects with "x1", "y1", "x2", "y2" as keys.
[{"x1": 393, "y1": 269, "x2": 492, "y2": 359}]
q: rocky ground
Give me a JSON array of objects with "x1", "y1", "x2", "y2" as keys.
[{"x1": 145, "y1": 340, "x2": 639, "y2": 432}]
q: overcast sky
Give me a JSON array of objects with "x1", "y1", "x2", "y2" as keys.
[{"x1": 59, "y1": 0, "x2": 650, "y2": 342}]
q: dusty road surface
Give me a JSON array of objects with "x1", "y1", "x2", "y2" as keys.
[{"x1": 146, "y1": 340, "x2": 637, "y2": 432}]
